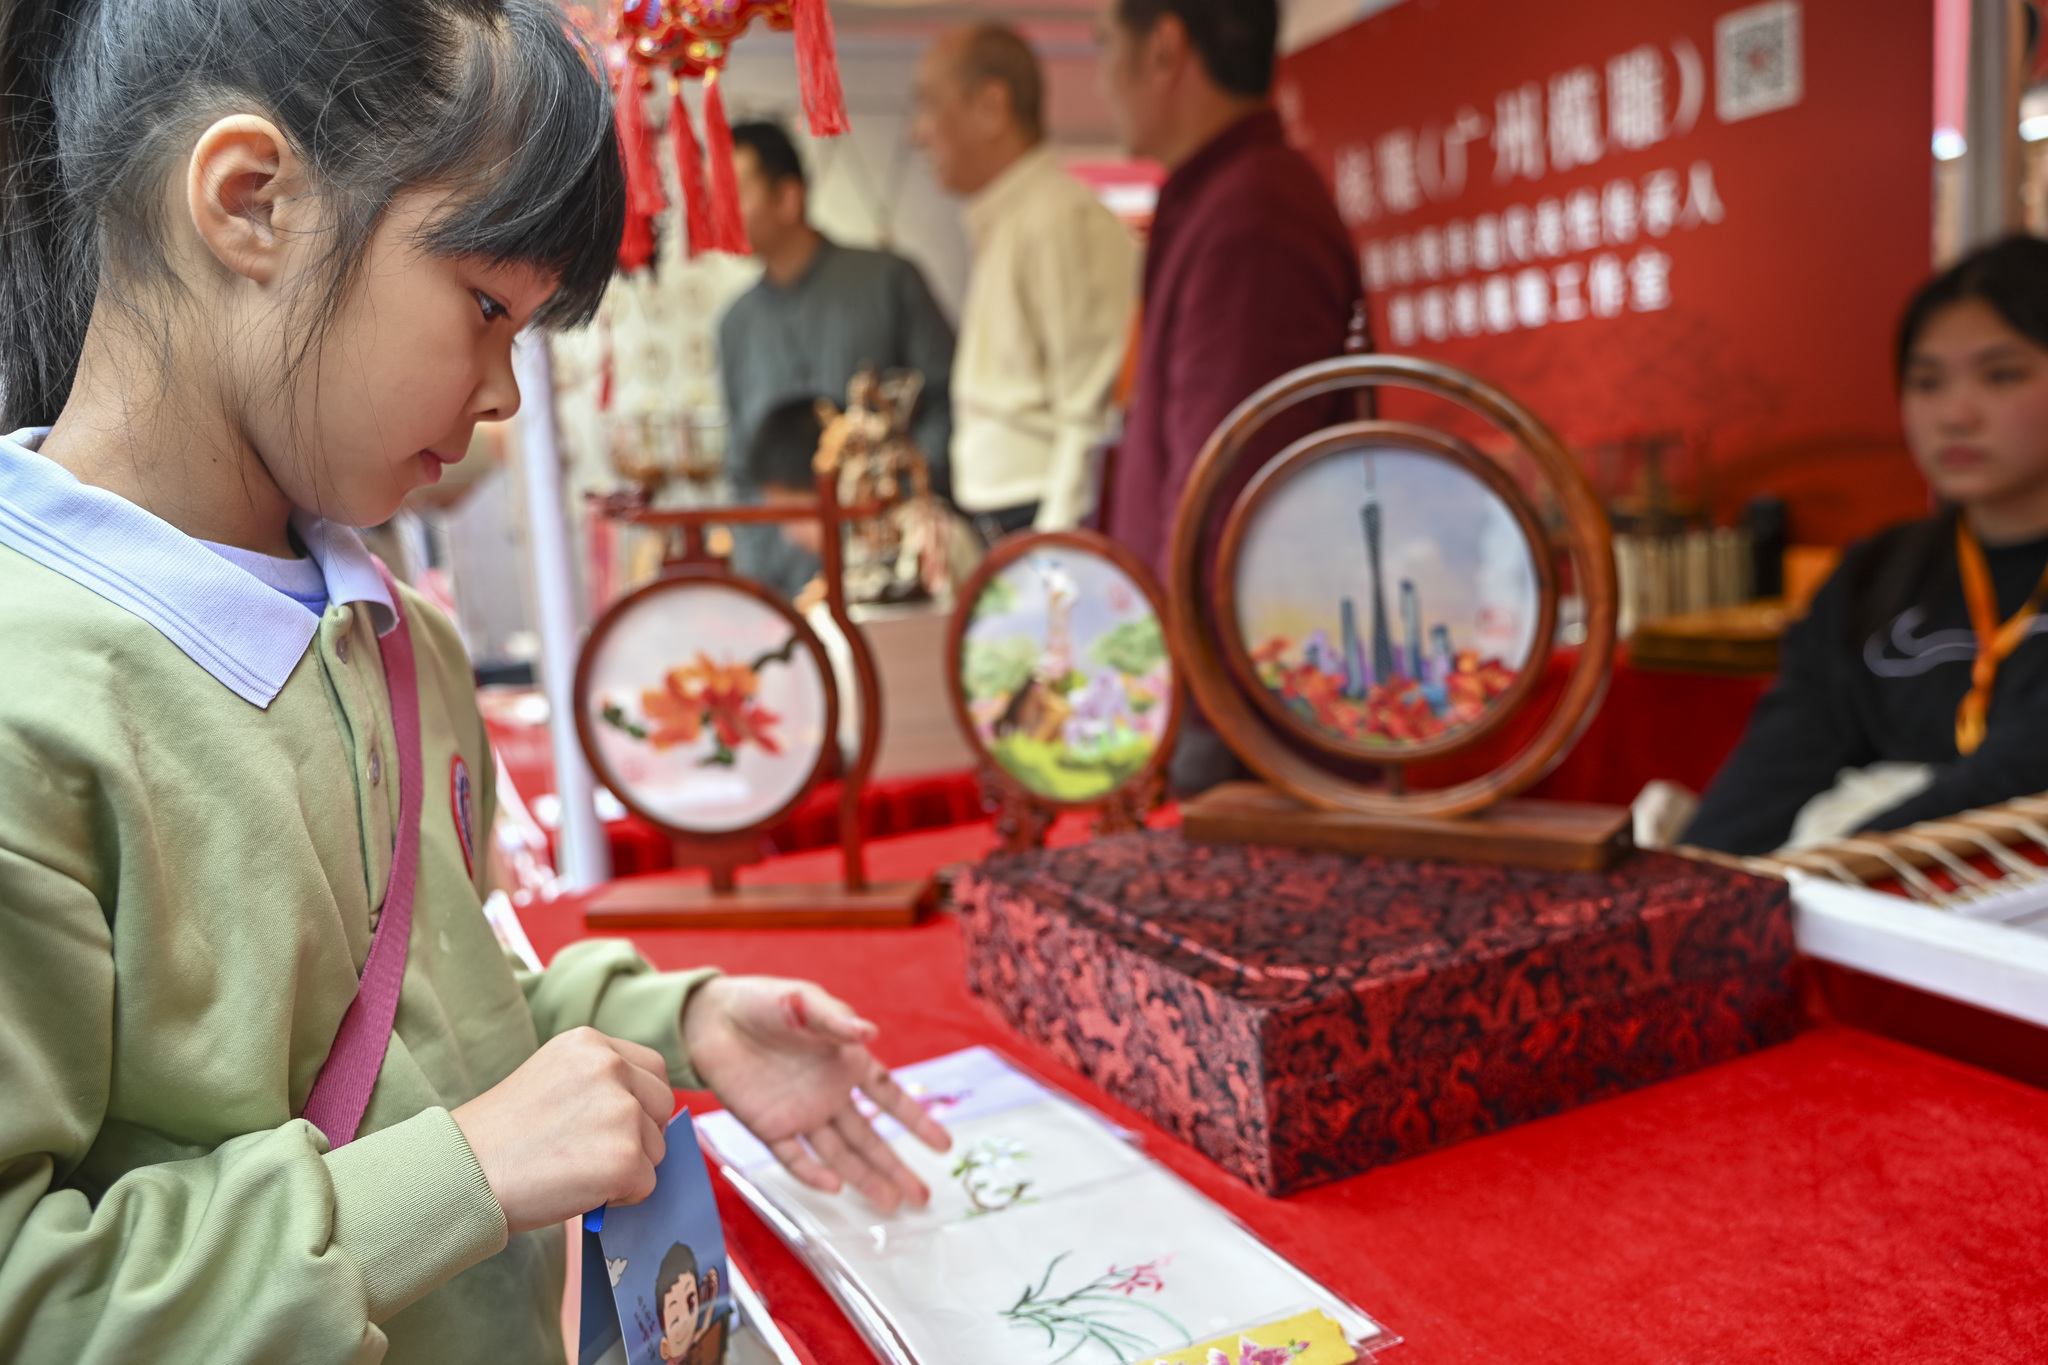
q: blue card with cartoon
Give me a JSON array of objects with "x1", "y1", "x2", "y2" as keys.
[{"x1": 579, "y1": 1112, "x2": 731, "y2": 1365}]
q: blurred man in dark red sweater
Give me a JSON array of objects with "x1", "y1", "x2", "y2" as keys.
[{"x1": 1099, "y1": 0, "x2": 1361, "y2": 791}]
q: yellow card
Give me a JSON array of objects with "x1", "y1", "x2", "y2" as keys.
[{"x1": 1142, "y1": 1308, "x2": 1358, "y2": 1365}]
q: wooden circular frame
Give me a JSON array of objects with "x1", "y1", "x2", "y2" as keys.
[
  {"x1": 1212, "y1": 420, "x2": 1559, "y2": 765},
  {"x1": 574, "y1": 567, "x2": 840, "y2": 839},
  {"x1": 946, "y1": 528, "x2": 1183, "y2": 812},
  {"x1": 1168, "y1": 355, "x2": 1617, "y2": 819}
]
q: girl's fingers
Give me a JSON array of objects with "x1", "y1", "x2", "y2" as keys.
[
  {"x1": 780, "y1": 983, "x2": 877, "y2": 1044},
  {"x1": 605, "y1": 1034, "x2": 673, "y2": 1084},
  {"x1": 639, "y1": 1108, "x2": 667, "y2": 1170},
  {"x1": 822, "y1": 1011, "x2": 879, "y2": 1044},
  {"x1": 612, "y1": 1049, "x2": 679, "y2": 1125},
  {"x1": 609, "y1": 1117, "x2": 662, "y2": 1208},
  {"x1": 804, "y1": 1116, "x2": 902, "y2": 1211},
  {"x1": 831, "y1": 1107, "x2": 931, "y2": 1208},
  {"x1": 860, "y1": 1062, "x2": 952, "y2": 1153},
  {"x1": 768, "y1": 1135, "x2": 842, "y2": 1195}
]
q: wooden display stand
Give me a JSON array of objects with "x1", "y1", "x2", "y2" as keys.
[
  {"x1": 576, "y1": 418, "x2": 928, "y2": 929},
  {"x1": 1182, "y1": 781, "x2": 1631, "y2": 873},
  {"x1": 1167, "y1": 347, "x2": 1628, "y2": 870}
]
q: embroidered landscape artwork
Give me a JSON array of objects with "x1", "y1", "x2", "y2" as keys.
[{"x1": 961, "y1": 551, "x2": 1172, "y2": 802}]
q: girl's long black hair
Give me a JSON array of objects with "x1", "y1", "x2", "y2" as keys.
[{"x1": 0, "y1": 0, "x2": 627, "y2": 430}]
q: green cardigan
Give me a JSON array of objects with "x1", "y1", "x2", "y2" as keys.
[{"x1": 0, "y1": 542, "x2": 715, "y2": 1363}]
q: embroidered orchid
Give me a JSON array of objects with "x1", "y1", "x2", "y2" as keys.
[
  {"x1": 1000, "y1": 1253, "x2": 1187, "y2": 1363},
  {"x1": 1108, "y1": 1260, "x2": 1166, "y2": 1296}
]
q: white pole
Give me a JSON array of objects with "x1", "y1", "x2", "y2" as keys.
[
  {"x1": 513, "y1": 332, "x2": 611, "y2": 890},
  {"x1": 1960, "y1": 0, "x2": 2026, "y2": 249}
]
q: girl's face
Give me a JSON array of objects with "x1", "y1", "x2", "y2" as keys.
[
  {"x1": 1899, "y1": 298, "x2": 2048, "y2": 515},
  {"x1": 252, "y1": 190, "x2": 556, "y2": 530}
]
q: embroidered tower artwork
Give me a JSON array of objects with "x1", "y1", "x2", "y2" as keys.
[
  {"x1": 1339, "y1": 598, "x2": 1367, "y2": 698},
  {"x1": 1235, "y1": 447, "x2": 1541, "y2": 748},
  {"x1": 1362, "y1": 458, "x2": 1397, "y2": 690}
]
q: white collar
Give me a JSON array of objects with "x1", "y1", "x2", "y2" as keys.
[{"x1": 0, "y1": 428, "x2": 396, "y2": 708}]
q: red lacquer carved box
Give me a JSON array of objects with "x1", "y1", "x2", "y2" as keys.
[{"x1": 956, "y1": 831, "x2": 1797, "y2": 1196}]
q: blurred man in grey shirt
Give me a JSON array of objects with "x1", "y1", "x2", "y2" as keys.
[{"x1": 719, "y1": 120, "x2": 957, "y2": 595}]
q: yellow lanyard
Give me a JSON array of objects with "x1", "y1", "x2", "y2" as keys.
[{"x1": 1954, "y1": 519, "x2": 2048, "y2": 754}]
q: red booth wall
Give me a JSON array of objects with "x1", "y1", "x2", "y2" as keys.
[{"x1": 1278, "y1": 0, "x2": 1936, "y2": 546}]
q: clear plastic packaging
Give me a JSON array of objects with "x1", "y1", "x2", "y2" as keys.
[{"x1": 697, "y1": 1048, "x2": 1396, "y2": 1364}]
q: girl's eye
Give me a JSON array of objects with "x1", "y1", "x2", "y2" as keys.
[
  {"x1": 1987, "y1": 365, "x2": 2031, "y2": 386},
  {"x1": 475, "y1": 290, "x2": 509, "y2": 322}
]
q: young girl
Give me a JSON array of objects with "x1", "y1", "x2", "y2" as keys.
[
  {"x1": 0, "y1": 2, "x2": 946, "y2": 1361},
  {"x1": 1686, "y1": 235, "x2": 2048, "y2": 854}
]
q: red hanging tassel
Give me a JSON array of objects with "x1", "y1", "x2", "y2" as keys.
[
  {"x1": 701, "y1": 68, "x2": 751, "y2": 255},
  {"x1": 616, "y1": 192, "x2": 656, "y2": 274},
  {"x1": 669, "y1": 83, "x2": 715, "y2": 258},
  {"x1": 614, "y1": 67, "x2": 667, "y2": 271},
  {"x1": 790, "y1": 0, "x2": 850, "y2": 137}
]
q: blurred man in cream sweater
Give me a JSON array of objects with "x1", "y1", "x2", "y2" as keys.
[{"x1": 912, "y1": 25, "x2": 1139, "y2": 538}]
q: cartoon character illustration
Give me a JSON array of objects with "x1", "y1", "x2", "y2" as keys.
[{"x1": 655, "y1": 1243, "x2": 727, "y2": 1365}]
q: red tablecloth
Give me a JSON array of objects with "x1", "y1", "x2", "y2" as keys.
[{"x1": 526, "y1": 823, "x2": 2048, "y2": 1365}]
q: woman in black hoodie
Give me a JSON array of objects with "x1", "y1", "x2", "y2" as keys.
[{"x1": 1687, "y1": 235, "x2": 2048, "y2": 854}]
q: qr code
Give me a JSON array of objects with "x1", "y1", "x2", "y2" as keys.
[{"x1": 1716, "y1": 1, "x2": 1803, "y2": 122}]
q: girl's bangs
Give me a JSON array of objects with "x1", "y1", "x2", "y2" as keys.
[{"x1": 422, "y1": 1, "x2": 625, "y2": 328}]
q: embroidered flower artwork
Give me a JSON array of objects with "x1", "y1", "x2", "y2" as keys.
[
  {"x1": 583, "y1": 583, "x2": 832, "y2": 834},
  {"x1": 1251, "y1": 643, "x2": 1515, "y2": 744},
  {"x1": 602, "y1": 638, "x2": 794, "y2": 767},
  {"x1": 1205, "y1": 1336, "x2": 1311, "y2": 1365},
  {"x1": 952, "y1": 1136, "x2": 1035, "y2": 1216},
  {"x1": 999, "y1": 1253, "x2": 1186, "y2": 1363}
]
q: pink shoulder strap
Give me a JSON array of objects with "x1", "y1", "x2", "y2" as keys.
[{"x1": 303, "y1": 563, "x2": 424, "y2": 1150}]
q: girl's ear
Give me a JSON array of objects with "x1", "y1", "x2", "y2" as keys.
[{"x1": 185, "y1": 115, "x2": 308, "y2": 287}]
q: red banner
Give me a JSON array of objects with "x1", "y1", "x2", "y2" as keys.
[{"x1": 1277, "y1": 0, "x2": 1934, "y2": 542}]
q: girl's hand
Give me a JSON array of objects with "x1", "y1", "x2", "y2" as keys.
[
  {"x1": 683, "y1": 976, "x2": 952, "y2": 1211},
  {"x1": 451, "y1": 1028, "x2": 674, "y2": 1235}
]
